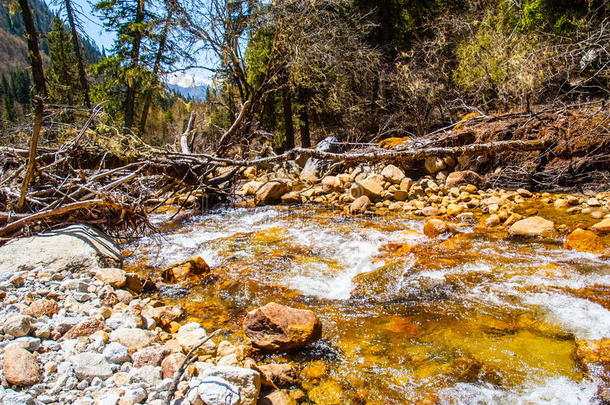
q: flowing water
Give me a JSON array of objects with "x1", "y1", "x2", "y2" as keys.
[{"x1": 127, "y1": 205, "x2": 610, "y2": 405}]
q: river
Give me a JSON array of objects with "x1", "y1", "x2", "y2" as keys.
[{"x1": 127, "y1": 205, "x2": 610, "y2": 404}]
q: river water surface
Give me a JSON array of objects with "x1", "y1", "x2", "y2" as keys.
[{"x1": 128, "y1": 205, "x2": 610, "y2": 404}]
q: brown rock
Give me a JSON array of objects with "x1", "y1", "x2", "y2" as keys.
[
  {"x1": 124, "y1": 273, "x2": 143, "y2": 292},
  {"x1": 445, "y1": 171, "x2": 486, "y2": 189},
  {"x1": 591, "y1": 218, "x2": 610, "y2": 232},
  {"x1": 258, "y1": 390, "x2": 296, "y2": 405},
  {"x1": 258, "y1": 363, "x2": 298, "y2": 387},
  {"x1": 152, "y1": 305, "x2": 184, "y2": 327},
  {"x1": 564, "y1": 229, "x2": 607, "y2": 254},
  {"x1": 161, "y1": 352, "x2": 186, "y2": 379},
  {"x1": 423, "y1": 218, "x2": 449, "y2": 238},
  {"x1": 3, "y1": 345, "x2": 41, "y2": 386},
  {"x1": 162, "y1": 257, "x2": 210, "y2": 283},
  {"x1": 484, "y1": 215, "x2": 501, "y2": 227},
  {"x1": 321, "y1": 176, "x2": 342, "y2": 193},
  {"x1": 350, "y1": 176, "x2": 384, "y2": 201},
  {"x1": 243, "y1": 302, "x2": 322, "y2": 352},
  {"x1": 255, "y1": 180, "x2": 292, "y2": 205},
  {"x1": 22, "y1": 299, "x2": 59, "y2": 318},
  {"x1": 95, "y1": 268, "x2": 127, "y2": 288},
  {"x1": 381, "y1": 165, "x2": 405, "y2": 184},
  {"x1": 421, "y1": 207, "x2": 441, "y2": 217},
  {"x1": 63, "y1": 318, "x2": 105, "y2": 339},
  {"x1": 508, "y1": 216, "x2": 555, "y2": 238},
  {"x1": 132, "y1": 345, "x2": 170, "y2": 367},
  {"x1": 349, "y1": 196, "x2": 370, "y2": 215}
]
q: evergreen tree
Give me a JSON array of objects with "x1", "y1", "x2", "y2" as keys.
[
  {"x1": 10, "y1": 70, "x2": 32, "y2": 106},
  {"x1": 46, "y1": 18, "x2": 79, "y2": 105},
  {"x1": 94, "y1": 0, "x2": 153, "y2": 131}
]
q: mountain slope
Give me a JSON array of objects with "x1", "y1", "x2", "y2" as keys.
[{"x1": 0, "y1": 0, "x2": 99, "y2": 76}]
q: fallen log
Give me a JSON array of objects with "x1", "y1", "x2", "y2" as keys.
[
  {"x1": 163, "y1": 139, "x2": 546, "y2": 167},
  {"x1": 0, "y1": 199, "x2": 134, "y2": 237}
]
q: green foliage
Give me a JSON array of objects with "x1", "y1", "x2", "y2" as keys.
[
  {"x1": 452, "y1": 3, "x2": 553, "y2": 105},
  {"x1": 520, "y1": 0, "x2": 588, "y2": 34},
  {"x1": 46, "y1": 18, "x2": 80, "y2": 105}
]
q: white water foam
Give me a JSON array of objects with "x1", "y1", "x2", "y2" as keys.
[
  {"x1": 437, "y1": 377, "x2": 600, "y2": 405},
  {"x1": 523, "y1": 292, "x2": 610, "y2": 340}
]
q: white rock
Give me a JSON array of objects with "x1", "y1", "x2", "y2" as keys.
[
  {"x1": 119, "y1": 387, "x2": 147, "y2": 405},
  {"x1": 176, "y1": 322, "x2": 215, "y2": 354},
  {"x1": 199, "y1": 366, "x2": 261, "y2": 405},
  {"x1": 0, "y1": 224, "x2": 120, "y2": 275},
  {"x1": 128, "y1": 365, "x2": 162, "y2": 386},
  {"x1": 103, "y1": 342, "x2": 130, "y2": 364},
  {"x1": 71, "y1": 352, "x2": 113, "y2": 381},
  {"x1": 197, "y1": 376, "x2": 240, "y2": 405}
]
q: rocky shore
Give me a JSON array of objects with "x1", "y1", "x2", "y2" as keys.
[
  {"x1": 1, "y1": 158, "x2": 609, "y2": 405},
  {"x1": 0, "y1": 227, "x2": 319, "y2": 405}
]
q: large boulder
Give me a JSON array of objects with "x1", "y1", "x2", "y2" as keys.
[
  {"x1": 110, "y1": 327, "x2": 156, "y2": 351},
  {"x1": 321, "y1": 176, "x2": 342, "y2": 193},
  {"x1": 2, "y1": 345, "x2": 41, "y2": 386},
  {"x1": 445, "y1": 170, "x2": 487, "y2": 189},
  {"x1": 243, "y1": 302, "x2": 322, "y2": 352},
  {"x1": 299, "y1": 137, "x2": 342, "y2": 182},
  {"x1": 176, "y1": 322, "x2": 216, "y2": 354},
  {"x1": 508, "y1": 216, "x2": 556, "y2": 238},
  {"x1": 0, "y1": 224, "x2": 121, "y2": 275},
  {"x1": 424, "y1": 157, "x2": 447, "y2": 174},
  {"x1": 255, "y1": 180, "x2": 292, "y2": 206}
]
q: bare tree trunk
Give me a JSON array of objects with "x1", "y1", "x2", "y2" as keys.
[
  {"x1": 64, "y1": 0, "x2": 91, "y2": 108},
  {"x1": 18, "y1": 0, "x2": 46, "y2": 97},
  {"x1": 124, "y1": 0, "x2": 145, "y2": 132},
  {"x1": 281, "y1": 84, "x2": 295, "y2": 151},
  {"x1": 138, "y1": 6, "x2": 172, "y2": 135},
  {"x1": 17, "y1": 0, "x2": 46, "y2": 212},
  {"x1": 17, "y1": 97, "x2": 44, "y2": 211}
]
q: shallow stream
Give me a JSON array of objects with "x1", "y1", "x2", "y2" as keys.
[{"x1": 127, "y1": 205, "x2": 610, "y2": 404}]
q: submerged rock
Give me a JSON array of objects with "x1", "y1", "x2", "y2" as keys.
[
  {"x1": 243, "y1": 302, "x2": 322, "y2": 351},
  {"x1": 162, "y1": 256, "x2": 210, "y2": 283},
  {"x1": 508, "y1": 216, "x2": 555, "y2": 238},
  {"x1": 564, "y1": 228, "x2": 607, "y2": 254},
  {"x1": 423, "y1": 218, "x2": 449, "y2": 238}
]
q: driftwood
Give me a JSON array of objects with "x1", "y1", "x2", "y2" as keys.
[{"x1": 17, "y1": 97, "x2": 44, "y2": 211}]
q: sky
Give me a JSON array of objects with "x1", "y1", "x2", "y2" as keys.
[{"x1": 69, "y1": 0, "x2": 213, "y2": 87}]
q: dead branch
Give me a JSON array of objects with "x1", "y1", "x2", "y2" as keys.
[{"x1": 17, "y1": 97, "x2": 44, "y2": 211}]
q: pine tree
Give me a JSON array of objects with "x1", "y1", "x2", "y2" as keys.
[
  {"x1": 47, "y1": 18, "x2": 79, "y2": 105},
  {"x1": 95, "y1": 0, "x2": 152, "y2": 132}
]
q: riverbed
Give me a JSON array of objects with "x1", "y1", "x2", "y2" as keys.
[{"x1": 127, "y1": 205, "x2": 610, "y2": 404}]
